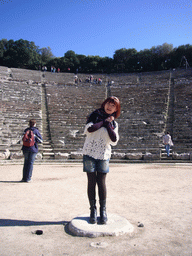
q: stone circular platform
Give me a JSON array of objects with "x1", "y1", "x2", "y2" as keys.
[{"x1": 68, "y1": 213, "x2": 134, "y2": 238}]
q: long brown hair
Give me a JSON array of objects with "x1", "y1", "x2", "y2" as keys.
[{"x1": 101, "y1": 96, "x2": 121, "y2": 118}]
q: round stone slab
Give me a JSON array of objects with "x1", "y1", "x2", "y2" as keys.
[{"x1": 68, "y1": 213, "x2": 134, "y2": 238}]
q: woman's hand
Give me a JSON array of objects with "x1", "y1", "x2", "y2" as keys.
[{"x1": 105, "y1": 116, "x2": 114, "y2": 122}]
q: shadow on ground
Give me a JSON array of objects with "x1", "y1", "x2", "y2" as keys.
[{"x1": 0, "y1": 219, "x2": 68, "y2": 227}]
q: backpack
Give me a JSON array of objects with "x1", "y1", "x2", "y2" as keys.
[{"x1": 23, "y1": 130, "x2": 35, "y2": 147}]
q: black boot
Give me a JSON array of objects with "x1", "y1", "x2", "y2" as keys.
[
  {"x1": 100, "y1": 200, "x2": 107, "y2": 224},
  {"x1": 89, "y1": 200, "x2": 97, "y2": 224}
]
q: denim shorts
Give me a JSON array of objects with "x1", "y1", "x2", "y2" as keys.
[{"x1": 83, "y1": 155, "x2": 109, "y2": 173}]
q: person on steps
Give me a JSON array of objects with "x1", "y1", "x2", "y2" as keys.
[
  {"x1": 82, "y1": 96, "x2": 121, "y2": 224},
  {"x1": 163, "y1": 131, "x2": 173, "y2": 157}
]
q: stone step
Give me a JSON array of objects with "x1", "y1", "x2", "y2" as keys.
[
  {"x1": 43, "y1": 148, "x2": 53, "y2": 151},
  {"x1": 43, "y1": 152, "x2": 55, "y2": 156}
]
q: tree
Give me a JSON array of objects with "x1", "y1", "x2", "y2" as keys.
[
  {"x1": 170, "y1": 44, "x2": 192, "y2": 68},
  {"x1": 0, "y1": 38, "x2": 191, "y2": 72},
  {"x1": 63, "y1": 50, "x2": 80, "y2": 72},
  {"x1": 40, "y1": 46, "x2": 54, "y2": 66},
  {"x1": 150, "y1": 43, "x2": 173, "y2": 70},
  {"x1": 113, "y1": 48, "x2": 137, "y2": 72},
  {"x1": 1, "y1": 39, "x2": 41, "y2": 69},
  {"x1": 98, "y1": 57, "x2": 114, "y2": 73},
  {"x1": 0, "y1": 39, "x2": 8, "y2": 65},
  {"x1": 150, "y1": 43, "x2": 173, "y2": 57},
  {"x1": 0, "y1": 39, "x2": 7, "y2": 57},
  {"x1": 137, "y1": 49, "x2": 153, "y2": 71}
]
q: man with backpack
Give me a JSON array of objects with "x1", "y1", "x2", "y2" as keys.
[{"x1": 21, "y1": 119, "x2": 43, "y2": 182}]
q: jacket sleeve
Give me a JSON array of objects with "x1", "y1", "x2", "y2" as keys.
[
  {"x1": 35, "y1": 130, "x2": 43, "y2": 143},
  {"x1": 87, "y1": 121, "x2": 104, "y2": 132},
  {"x1": 109, "y1": 121, "x2": 119, "y2": 146},
  {"x1": 105, "y1": 122, "x2": 117, "y2": 142}
]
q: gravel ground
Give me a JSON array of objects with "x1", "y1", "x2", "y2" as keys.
[{"x1": 0, "y1": 162, "x2": 192, "y2": 256}]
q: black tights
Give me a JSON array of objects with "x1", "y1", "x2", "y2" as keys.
[{"x1": 87, "y1": 172, "x2": 107, "y2": 201}]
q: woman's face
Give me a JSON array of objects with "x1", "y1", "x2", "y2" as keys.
[{"x1": 104, "y1": 101, "x2": 117, "y2": 115}]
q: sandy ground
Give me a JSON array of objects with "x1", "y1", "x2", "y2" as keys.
[{"x1": 0, "y1": 162, "x2": 192, "y2": 256}]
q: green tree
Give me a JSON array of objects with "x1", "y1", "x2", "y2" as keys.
[
  {"x1": 76, "y1": 54, "x2": 86, "y2": 72},
  {"x1": 0, "y1": 39, "x2": 8, "y2": 65},
  {"x1": 3, "y1": 39, "x2": 16, "y2": 67},
  {"x1": 170, "y1": 44, "x2": 192, "y2": 68},
  {"x1": 2, "y1": 39, "x2": 41, "y2": 69},
  {"x1": 98, "y1": 57, "x2": 114, "y2": 73},
  {"x1": 64, "y1": 50, "x2": 80, "y2": 72},
  {"x1": 113, "y1": 48, "x2": 137, "y2": 72},
  {"x1": 137, "y1": 49, "x2": 154, "y2": 71},
  {"x1": 150, "y1": 43, "x2": 173, "y2": 70},
  {"x1": 40, "y1": 46, "x2": 54, "y2": 66},
  {"x1": 1, "y1": 38, "x2": 191, "y2": 73}
]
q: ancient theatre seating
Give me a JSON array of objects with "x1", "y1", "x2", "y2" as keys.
[
  {"x1": 44, "y1": 83, "x2": 106, "y2": 154},
  {"x1": 110, "y1": 72, "x2": 170, "y2": 153},
  {"x1": 1, "y1": 77, "x2": 42, "y2": 153},
  {"x1": 0, "y1": 65, "x2": 192, "y2": 159},
  {"x1": 172, "y1": 70, "x2": 192, "y2": 151}
]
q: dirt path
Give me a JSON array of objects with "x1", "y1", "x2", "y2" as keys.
[{"x1": 0, "y1": 162, "x2": 192, "y2": 255}]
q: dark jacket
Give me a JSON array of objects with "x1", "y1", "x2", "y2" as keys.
[
  {"x1": 22, "y1": 127, "x2": 43, "y2": 153},
  {"x1": 87, "y1": 108, "x2": 116, "y2": 129}
]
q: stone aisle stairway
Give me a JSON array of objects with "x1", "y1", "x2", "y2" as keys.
[
  {"x1": 160, "y1": 72, "x2": 174, "y2": 160},
  {"x1": 164, "y1": 72, "x2": 175, "y2": 135},
  {"x1": 41, "y1": 83, "x2": 54, "y2": 159}
]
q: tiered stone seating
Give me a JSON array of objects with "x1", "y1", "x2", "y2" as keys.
[
  {"x1": 45, "y1": 83, "x2": 106, "y2": 154},
  {"x1": 0, "y1": 65, "x2": 191, "y2": 161},
  {"x1": 0, "y1": 78, "x2": 42, "y2": 154},
  {"x1": 108, "y1": 73, "x2": 139, "y2": 86},
  {"x1": 172, "y1": 69, "x2": 192, "y2": 151},
  {"x1": 0, "y1": 66, "x2": 9, "y2": 80},
  {"x1": 110, "y1": 76, "x2": 170, "y2": 154},
  {"x1": 10, "y1": 68, "x2": 75, "y2": 85},
  {"x1": 42, "y1": 72, "x2": 75, "y2": 85},
  {"x1": 75, "y1": 73, "x2": 108, "y2": 85},
  {"x1": 108, "y1": 70, "x2": 170, "y2": 86},
  {"x1": 11, "y1": 68, "x2": 42, "y2": 82},
  {"x1": 44, "y1": 71, "x2": 171, "y2": 157}
]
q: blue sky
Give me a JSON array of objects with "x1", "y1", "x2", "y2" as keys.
[{"x1": 0, "y1": 0, "x2": 191, "y2": 58}]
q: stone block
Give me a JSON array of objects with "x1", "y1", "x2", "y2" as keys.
[
  {"x1": 143, "y1": 152, "x2": 160, "y2": 160},
  {"x1": 10, "y1": 152, "x2": 24, "y2": 159},
  {"x1": 125, "y1": 152, "x2": 143, "y2": 160},
  {"x1": 0, "y1": 153, "x2": 6, "y2": 160},
  {"x1": 36, "y1": 153, "x2": 43, "y2": 160},
  {"x1": 172, "y1": 152, "x2": 190, "y2": 160},
  {"x1": 111, "y1": 152, "x2": 125, "y2": 159},
  {"x1": 0, "y1": 149, "x2": 10, "y2": 160},
  {"x1": 68, "y1": 213, "x2": 134, "y2": 238},
  {"x1": 4, "y1": 149, "x2": 11, "y2": 159},
  {"x1": 70, "y1": 152, "x2": 83, "y2": 159},
  {"x1": 55, "y1": 152, "x2": 69, "y2": 159}
]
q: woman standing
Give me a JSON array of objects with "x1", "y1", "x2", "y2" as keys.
[
  {"x1": 83, "y1": 96, "x2": 121, "y2": 224},
  {"x1": 21, "y1": 119, "x2": 43, "y2": 182}
]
